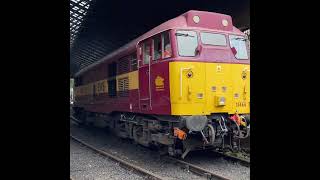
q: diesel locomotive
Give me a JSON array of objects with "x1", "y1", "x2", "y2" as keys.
[{"x1": 72, "y1": 10, "x2": 250, "y2": 158}]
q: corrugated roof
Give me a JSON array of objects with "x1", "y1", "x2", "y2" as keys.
[{"x1": 70, "y1": 0, "x2": 93, "y2": 47}]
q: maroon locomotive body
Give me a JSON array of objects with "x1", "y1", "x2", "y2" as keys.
[{"x1": 73, "y1": 10, "x2": 250, "y2": 158}]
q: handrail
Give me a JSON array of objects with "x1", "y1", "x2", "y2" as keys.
[{"x1": 180, "y1": 67, "x2": 192, "y2": 97}]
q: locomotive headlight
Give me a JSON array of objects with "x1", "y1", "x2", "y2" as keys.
[
  {"x1": 187, "y1": 71, "x2": 193, "y2": 78},
  {"x1": 215, "y1": 96, "x2": 226, "y2": 106},
  {"x1": 219, "y1": 97, "x2": 226, "y2": 105}
]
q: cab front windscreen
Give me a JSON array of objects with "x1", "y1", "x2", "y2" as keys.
[
  {"x1": 229, "y1": 35, "x2": 249, "y2": 60},
  {"x1": 175, "y1": 30, "x2": 249, "y2": 60}
]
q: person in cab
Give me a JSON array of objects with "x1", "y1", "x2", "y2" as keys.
[{"x1": 163, "y1": 43, "x2": 172, "y2": 58}]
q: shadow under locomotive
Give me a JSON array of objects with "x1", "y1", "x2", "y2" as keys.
[{"x1": 72, "y1": 110, "x2": 250, "y2": 159}]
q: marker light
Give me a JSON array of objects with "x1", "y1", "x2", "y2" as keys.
[
  {"x1": 193, "y1": 15, "x2": 200, "y2": 23},
  {"x1": 222, "y1": 86, "x2": 227, "y2": 92},
  {"x1": 197, "y1": 93, "x2": 203, "y2": 99},
  {"x1": 222, "y1": 19, "x2": 228, "y2": 26}
]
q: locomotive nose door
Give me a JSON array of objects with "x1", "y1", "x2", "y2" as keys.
[{"x1": 138, "y1": 40, "x2": 152, "y2": 111}]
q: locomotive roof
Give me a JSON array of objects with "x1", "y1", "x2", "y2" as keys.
[{"x1": 75, "y1": 10, "x2": 244, "y2": 77}]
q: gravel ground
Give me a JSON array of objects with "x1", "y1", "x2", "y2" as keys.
[
  {"x1": 183, "y1": 151, "x2": 250, "y2": 180},
  {"x1": 70, "y1": 139, "x2": 145, "y2": 180},
  {"x1": 70, "y1": 122, "x2": 249, "y2": 180}
]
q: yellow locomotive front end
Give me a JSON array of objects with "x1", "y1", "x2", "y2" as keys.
[
  {"x1": 169, "y1": 62, "x2": 250, "y2": 116},
  {"x1": 167, "y1": 27, "x2": 250, "y2": 158}
]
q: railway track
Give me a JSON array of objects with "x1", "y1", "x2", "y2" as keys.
[
  {"x1": 70, "y1": 115, "x2": 82, "y2": 124},
  {"x1": 70, "y1": 116, "x2": 234, "y2": 180},
  {"x1": 211, "y1": 150, "x2": 250, "y2": 167},
  {"x1": 166, "y1": 157, "x2": 230, "y2": 180},
  {"x1": 70, "y1": 134, "x2": 165, "y2": 180},
  {"x1": 71, "y1": 134, "x2": 231, "y2": 180}
]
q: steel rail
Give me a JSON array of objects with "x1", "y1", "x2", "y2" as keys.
[
  {"x1": 70, "y1": 134, "x2": 166, "y2": 180},
  {"x1": 70, "y1": 115, "x2": 82, "y2": 124},
  {"x1": 211, "y1": 150, "x2": 250, "y2": 167},
  {"x1": 167, "y1": 157, "x2": 231, "y2": 180}
]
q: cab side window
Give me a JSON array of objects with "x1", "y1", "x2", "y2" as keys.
[
  {"x1": 162, "y1": 31, "x2": 172, "y2": 58},
  {"x1": 130, "y1": 53, "x2": 138, "y2": 71},
  {"x1": 141, "y1": 32, "x2": 171, "y2": 65},
  {"x1": 153, "y1": 35, "x2": 161, "y2": 60},
  {"x1": 143, "y1": 40, "x2": 152, "y2": 64}
]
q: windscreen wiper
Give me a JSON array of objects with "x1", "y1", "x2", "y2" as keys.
[
  {"x1": 175, "y1": 33, "x2": 195, "y2": 37},
  {"x1": 234, "y1": 37, "x2": 247, "y2": 41}
]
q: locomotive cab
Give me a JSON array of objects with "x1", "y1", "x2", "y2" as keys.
[{"x1": 169, "y1": 11, "x2": 249, "y2": 157}]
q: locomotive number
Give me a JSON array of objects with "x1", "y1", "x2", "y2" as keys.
[{"x1": 236, "y1": 102, "x2": 247, "y2": 107}]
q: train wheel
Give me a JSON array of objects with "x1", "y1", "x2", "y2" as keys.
[
  {"x1": 132, "y1": 125, "x2": 143, "y2": 144},
  {"x1": 112, "y1": 113, "x2": 127, "y2": 138},
  {"x1": 205, "y1": 124, "x2": 215, "y2": 146}
]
